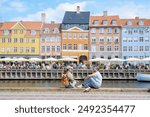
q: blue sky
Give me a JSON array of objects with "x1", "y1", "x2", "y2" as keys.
[{"x1": 0, "y1": 0, "x2": 150, "y2": 22}]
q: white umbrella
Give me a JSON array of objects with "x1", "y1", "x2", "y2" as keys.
[
  {"x1": 0, "y1": 58, "x2": 14, "y2": 62},
  {"x1": 14, "y1": 57, "x2": 27, "y2": 62},
  {"x1": 43, "y1": 58, "x2": 58, "y2": 62},
  {"x1": 110, "y1": 58, "x2": 124, "y2": 62},
  {"x1": 89, "y1": 58, "x2": 108, "y2": 62},
  {"x1": 59, "y1": 57, "x2": 77, "y2": 62},
  {"x1": 142, "y1": 57, "x2": 150, "y2": 62},
  {"x1": 28, "y1": 58, "x2": 42, "y2": 62},
  {"x1": 126, "y1": 58, "x2": 140, "y2": 62}
]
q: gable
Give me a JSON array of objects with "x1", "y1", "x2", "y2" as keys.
[{"x1": 11, "y1": 22, "x2": 26, "y2": 30}]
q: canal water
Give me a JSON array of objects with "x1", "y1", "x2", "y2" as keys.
[{"x1": 0, "y1": 79, "x2": 150, "y2": 88}]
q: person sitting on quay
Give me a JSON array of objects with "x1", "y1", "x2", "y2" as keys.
[
  {"x1": 61, "y1": 66, "x2": 76, "y2": 88},
  {"x1": 77, "y1": 66, "x2": 103, "y2": 92}
]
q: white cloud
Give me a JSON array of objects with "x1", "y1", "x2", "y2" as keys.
[
  {"x1": 9, "y1": 1, "x2": 27, "y2": 12},
  {"x1": 106, "y1": 2, "x2": 150, "y2": 18},
  {"x1": 11, "y1": 1, "x2": 88, "y2": 23}
]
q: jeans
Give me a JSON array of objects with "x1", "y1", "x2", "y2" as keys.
[{"x1": 83, "y1": 77, "x2": 101, "y2": 89}]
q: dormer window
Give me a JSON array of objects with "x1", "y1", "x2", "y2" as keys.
[
  {"x1": 127, "y1": 20, "x2": 132, "y2": 25},
  {"x1": 112, "y1": 20, "x2": 117, "y2": 25},
  {"x1": 53, "y1": 28, "x2": 59, "y2": 33},
  {"x1": 44, "y1": 28, "x2": 50, "y2": 34},
  {"x1": 31, "y1": 30, "x2": 36, "y2": 35},
  {"x1": 102, "y1": 20, "x2": 107, "y2": 25},
  {"x1": 93, "y1": 20, "x2": 99, "y2": 25},
  {"x1": 3, "y1": 30, "x2": 9, "y2": 35},
  {"x1": 139, "y1": 20, "x2": 144, "y2": 25}
]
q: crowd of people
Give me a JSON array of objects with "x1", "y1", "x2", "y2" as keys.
[{"x1": 0, "y1": 61, "x2": 150, "y2": 70}]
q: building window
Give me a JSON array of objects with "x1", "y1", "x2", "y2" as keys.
[
  {"x1": 20, "y1": 29, "x2": 23, "y2": 34},
  {"x1": 78, "y1": 44, "x2": 82, "y2": 50},
  {"x1": 100, "y1": 46, "x2": 104, "y2": 51},
  {"x1": 91, "y1": 37, "x2": 96, "y2": 44},
  {"x1": 43, "y1": 28, "x2": 50, "y2": 34},
  {"x1": 93, "y1": 20, "x2": 99, "y2": 25},
  {"x1": 46, "y1": 46, "x2": 50, "y2": 52},
  {"x1": 31, "y1": 47, "x2": 35, "y2": 53},
  {"x1": 123, "y1": 46, "x2": 127, "y2": 51},
  {"x1": 114, "y1": 37, "x2": 119, "y2": 44},
  {"x1": 63, "y1": 33, "x2": 67, "y2": 39},
  {"x1": 3, "y1": 30, "x2": 9, "y2": 35},
  {"x1": 20, "y1": 47, "x2": 23, "y2": 53},
  {"x1": 68, "y1": 33, "x2": 72, "y2": 39},
  {"x1": 42, "y1": 38, "x2": 45, "y2": 43},
  {"x1": 52, "y1": 46, "x2": 55, "y2": 52},
  {"x1": 31, "y1": 38, "x2": 35, "y2": 43},
  {"x1": 84, "y1": 44, "x2": 88, "y2": 50},
  {"x1": 14, "y1": 47, "x2": 17, "y2": 53},
  {"x1": 99, "y1": 28, "x2": 104, "y2": 33},
  {"x1": 2, "y1": 38, "x2": 5, "y2": 43},
  {"x1": 123, "y1": 37, "x2": 127, "y2": 42},
  {"x1": 7, "y1": 47, "x2": 11, "y2": 52},
  {"x1": 57, "y1": 46, "x2": 60, "y2": 52},
  {"x1": 139, "y1": 46, "x2": 143, "y2": 51},
  {"x1": 53, "y1": 28, "x2": 59, "y2": 34},
  {"x1": 8, "y1": 38, "x2": 11, "y2": 43},
  {"x1": 100, "y1": 38, "x2": 104, "y2": 43},
  {"x1": 115, "y1": 46, "x2": 119, "y2": 51},
  {"x1": 145, "y1": 46, "x2": 149, "y2": 51},
  {"x1": 46, "y1": 37, "x2": 50, "y2": 42},
  {"x1": 51, "y1": 37, "x2": 55, "y2": 42},
  {"x1": 139, "y1": 37, "x2": 144, "y2": 42},
  {"x1": 139, "y1": 29, "x2": 144, "y2": 34},
  {"x1": 56, "y1": 36, "x2": 60, "y2": 42},
  {"x1": 129, "y1": 46, "x2": 132, "y2": 51},
  {"x1": 91, "y1": 46, "x2": 96, "y2": 52},
  {"x1": 145, "y1": 37, "x2": 149, "y2": 42},
  {"x1": 20, "y1": 38, "x2": 23, "y2": 43},
  {"x1": 134, "y1": 37, "x2": 138, "y2": 42},
  {"x1": 13, "y1": 30, "x2": 17, "y2": 34},
  {"x1": 128, "y1": 37, "x2": 133, "y2": 42},
  {"x1": 128, "y1": 29, "x2": 132, "y2": 35},
  {"x1": 63, "y1": 44, "x2": 67, "y2": 50},
  {"x1": 107, "y1": 46, "x2": 111, "y2": 51},
  {"x1": 127, "y1": 20, "x2": 132, "y2": 25},
  {"x1": 91, "y1": 28, "x2": 96, "y2": 34},
  {"x1": 74, "y1": 44, "x2": 77, "y2": 50},
  {"x1": 14, "y1": 38, "x2": 17, "y2": 43},
  {"x1": 107, "y1": 37, "x2": 111, "y2": 43},
  {"x1": 26, "y1": 47, "x2": 29, "y2": 53},
  {"x1": 31, "y1": 30, "x2": 36, "y2": 35},
  {"x1": 68, "y1": 44, "x2": 72, "y2": 50},
  {"x1": 41, "y1": 46, "x2": 45, "y2": 52},
  {"x1": 114, "y1": 28, "x2": 119, "y2": 33},
  {"x1": 102, "y1": 20, "x2": 107, "y2": 25},
  {"x1": 139, "y1": 20, "x2": 144, "y2": 25},
  {"x1": 84, "y1": 34, "x2": 88, "y2": 39},
  {"x1": 112, "y1": 20, "x2": 117, "y2": 25},
  {"x1": 134, "y1": 46, "x2": 138, "y2": 51},
  {"x1": 1, "y1": 47, "x2": 5, "y2": 53},
  {"x1": 107, "y1": 28, "x2": 112, "y2": 33},
  {"x1": 26, "y1": 38, "x2": 29, "y2": 43},
  {"x1": 73, "y1": 34, "x2": 77, "y2": 39},
  {"x1": 134, "y1": 29, "x2": 138, "y2": 33},
  {"x1": 79, "y1": 34, "x2": 82, "y2": 39}
]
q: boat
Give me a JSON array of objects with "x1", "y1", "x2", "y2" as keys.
[{"x1": 136, "y1": 73, "x2": 150, "y2": 81}]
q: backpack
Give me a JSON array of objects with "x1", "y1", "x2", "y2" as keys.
[{"x1": 61, "y1": 74, "x2": 69, "y2": 86}]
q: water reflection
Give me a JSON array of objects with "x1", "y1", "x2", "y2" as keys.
[{"x1": 0, "y1": 80, "x2": 150, "y2": 88}]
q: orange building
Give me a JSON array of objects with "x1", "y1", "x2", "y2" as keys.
[{"x1": 61, "y1": 6, "x2": 90, "y2": 63}]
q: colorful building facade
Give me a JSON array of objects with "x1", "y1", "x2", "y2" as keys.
[
  {"x1": 61, "y1": 6, "x2": 90, "y2": 62},
  {"x1": 0, "y1": 21, "x2": 42, "y2": 58},
  {"x1": 89, "y1": 11, "x2": 121, "y2": 59},
  {"x1": 121, "y1": 18, "x2": 150, "y2": 59},
  {"x1": 40, "y1": 22, "x2": 61, "y2": 59}
]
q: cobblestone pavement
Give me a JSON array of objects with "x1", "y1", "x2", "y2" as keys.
[{"x1": 0, "y1": 91, "x2": 150, "y2": 100}]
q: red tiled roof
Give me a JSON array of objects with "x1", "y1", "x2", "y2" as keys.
[
  {"x1": 0, "y1": 22, "x2": 16, "y2": 29},
  {"x1": 21, "y1": 21, "x2": 43, "y2": 30},
  {"x1": 90, "y1": 15, "x2": 122, "y2": 26}
]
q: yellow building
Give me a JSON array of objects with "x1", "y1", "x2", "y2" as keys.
[{"x1": 0, "y1": 21, "x2": 42, "y2": 58}]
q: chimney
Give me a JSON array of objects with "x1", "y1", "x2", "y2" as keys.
[
  {"x1": 41, "y1": 13, "x2": 46, "y2": 23},
  {"x1": 51, "y1": 21, "x2": 55, "y2": 24},
  {"x1": 103, "y1": 11, "x2": 108, "y2": 16},
  {"x1": 135, "y1": 17, "x2": 139, "y2": 19},
  {"x1": 77, "y1": 6, "x2": 80, "y2": 14}
]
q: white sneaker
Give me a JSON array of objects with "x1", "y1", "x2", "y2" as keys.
[
  {"x1": 77, "y1": 84, "x2": 83, "y2": 88},
  {"x1": 84, "y1": 87, "x2": 91, "y2": 92}
]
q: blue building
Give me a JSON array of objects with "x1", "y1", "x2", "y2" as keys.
[{"x1": 121, "y1": 18, "x2": 150, "y2": 59}]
